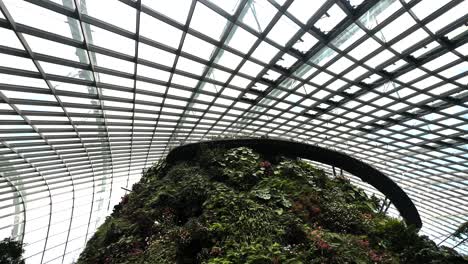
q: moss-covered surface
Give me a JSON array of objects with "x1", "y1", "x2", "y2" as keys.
[{"x1": 77, "y1": 146, "x2": 467, "y2": 264}]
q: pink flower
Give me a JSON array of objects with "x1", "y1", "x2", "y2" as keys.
[
  {"x1": 369, "y1": 250, "x2": 383, "y2": 262},
  {"x1": 121, "y1": 195, "x2": 129, "y2": 205},
  {"x1": 317, "y1": 239, "x2": 331, "y2": 251},
  {"x1": 260, "y1": 161, "x2": 272, "y2": 168},
  {"x1": 357, "y1": 239, "x2": 369, "y2": 248},
  {"x1": 129, "y1": 248, "x2": 144, "y2": 256}
]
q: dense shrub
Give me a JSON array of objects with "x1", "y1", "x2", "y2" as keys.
[
  {"x1": 77, "y1": 146, "x2": 468, "y2": 264},
  {"x1": 0, "y1": 238, "x2": 24, "y2": 264}
]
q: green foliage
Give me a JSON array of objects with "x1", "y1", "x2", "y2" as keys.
[
  {"x1": 203, "y1": 187, "x2": 280, "y2": 243},
  {"x1": 207, "y1": 240, "x2": 302, "y2": 264},
  {"x1": 455, "y1": 221, "x2": 468, "y2": 239},
  {"x1": 77, "y1": 146, "x2": 468, "y2": 264},
  {"x1": 318, "y1": 200, "x2": 369, "y2": 234},
  {"x1": 0, "y1": 238, "x2": 24, "y2": 264},
  {"x1": 367, "y1": 217, "x2": 468, "y2": 263},
  {"x1": 219, "y1": 147, "x2": 261, "y2": 190}
]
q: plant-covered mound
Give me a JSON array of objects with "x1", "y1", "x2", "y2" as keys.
[{"x1": 77, "y1": 146, "x2": 467, "y2": 264}]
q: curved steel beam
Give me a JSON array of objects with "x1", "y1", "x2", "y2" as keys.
[
  {"x1": 0, "y1": 174, "x2": 26, "y2": 244},
  {"x1": 166, "y1": 138, "x2": 422, "y2": 229}
]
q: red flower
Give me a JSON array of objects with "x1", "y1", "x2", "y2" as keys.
[
  {"x1": 129, "y1": 248, "x2": 144, "y2": 256},
  {"x1": 259, "y1": 161, "x2": 272, "y2": 168},
  {"x1": 272, "y1": 256, "x2": 281, "y2": 264},
  {"x1": 317, "y1": 239, "x2": 331, "y2": 251},
  {"x1": 309, "y1": 206, "x2": 321, "y2": 216},
  {"x1": 307, "y1": 228, "x2": 323, "y2": 241},
  {"x1": 357, "y1": 239, "x2": 369, "y2": 248},
  {"x1": 121, "y1": 195, "x2": 129, "y2": 205},
  {"x1": 369, "y1": 250, "x2": 383, "y2": 262},
  {"x1": 362, "y1": 213, "x2": 373, "y2": 220},
  {"x1": 210, "y1": 246, "x2": 222, "y2": 256}
]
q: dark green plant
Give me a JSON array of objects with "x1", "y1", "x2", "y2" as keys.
[
  {"x1": 453, "y1": 221, "x2": 468, "y2": 251},
  {"x1": 0, "y1": 237, "x2": 24, "y2": 264},
  {"x1": 219, "y1": 147, "x2": 262, "y2": 190},
  {"x1": 455, "y1": 221, "x2": 468, "y2": 240}
]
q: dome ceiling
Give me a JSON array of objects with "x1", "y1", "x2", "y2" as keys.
[{"x1": 0, "y1": 0, "x2": 466, "y2": 262}]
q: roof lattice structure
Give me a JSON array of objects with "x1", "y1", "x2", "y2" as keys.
[{"x1": 0, "y1": 0, "x2": 467, "y2": 262}]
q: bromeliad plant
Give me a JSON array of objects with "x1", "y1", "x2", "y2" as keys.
[{"x1": 77, "y1": 146, "x2": 468, "y2": 264}]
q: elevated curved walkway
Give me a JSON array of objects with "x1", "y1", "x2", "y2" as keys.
[{"x1": 166, "y1": 138, "x2": 422, "y2": 228}]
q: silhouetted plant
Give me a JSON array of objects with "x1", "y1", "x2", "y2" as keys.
[{"x1": 0, "y1": 237, "x2": 24, "y2": 264}]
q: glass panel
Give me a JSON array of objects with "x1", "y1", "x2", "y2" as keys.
[
  {"x1": 288, "y1": 0, "x2": 326, "y2": 24},
  {"x1": 137, "y1": 64, "x2": 171, "y2": 82},
  {"x1": 182, "y1": 34, "x2": 216, "y2": 61},
  {"x1": 39, "y1": 61, "x2": 94, "y2": 81},
  {"x1": 309, "y1": 47, "x2": 337, "y2": 66},
  {"x1": 25, "y1": 34, "x2": 88, "y2": 63},
  {"x1": 359, "y1": 0, "x2": 400, "y2": 30},
  {"x1": 276, "y1": 53, "x2": 297, "y2": 68},
  {"x1": 328, "y1": 57, "x2": 353, "y2": 74},
  {"x1": 331, "y1": 23, "x2": 365, "y2": 51},
  {"x1": 314, "y1": 4, "x2": 346, "y2": 33},
  {"x1": 349, "y1": 38, "x2": 380, "y2": 60},
  {"x1": 139, "y1": 43, "x2": 176, "y2": 67},
  {"x1": 226, "y1": 26, "x2": 257, "y2": 54},
  {"x1": 190, "y1": 2, "x2": 229, "y2": 41},
  {"x1": 92, "y1": 52, "x2": 134, "y2": 74},
  {"x1": 2, "y1": 91, "x2": 56, "y2": 102},
  {"x1": 411, "y1": 0, "x2": 451, "y2": 20},
  {"x1": 143, "y1": 0, "x2": 192, "y2": 24},
  {"x1": 176, "y1": 57, "x2": 206, "y2": 76},
  {"x1": 0, "y1": 27, "x2": 23, "y2": 49},
  {"x1": 0, "y1": 74, "x2": 47, "y2": 88},
  {"x1": 208, "y1": 0, "x2": 240, "y2": 15},
  {"x1": 238, "y1": 60, "x2": 263, "y2": 78},
  {"x1": 98, "y1": 73, "x2": 133, "y2": 87},
  {"x1": 0, "y1": 53, "x2": 37, "y2": 72},
  {"x1": 293, "y1": 32, "x2": 318, "y2": 52},
  {"x1": 207, "y1": 68, "x2": 231, "y2": 83},
  {"x1": 80, "y1": 0, "x2": 136, "y2": 32},
  {"x1": 377, "y1": 13, "x2": 416, "y2": 42},
  {"x1": 422, "y1": 52, "x2": 458, "y2": 71},
  {"x1": 215, "y1": 49, "x2": 243, "y2": 70},
  {"x1": 140, "y1": 13, "x2": 183, "y2": 48},
  {"x1": 365, "y1": 49, "x2": 394, "y2": 68},
  {"x1": 392, "y1": 28, "x2": 429, "y2": 53},
  {"x1": 51, "y1": 81, "x2": 96, "y2": 95},
  {"x1": 251, "y1": 41, "x2": 279, "y2": 63},
  {"x1": 172, "y1": 74, "x2": 198, "y2": 87},
  {"x1": 267, "y1": 15, "x2": 300, "y2": 46},
  {"x1": 85, "y1": 24, "x2": 135, "y2": 55},
  {"x1": 426, "y1": 1, "x2": 468, "y2": 33},
  {"x1": 4, "y1": 0, "x2": 83, "y2": 41},
  {"x1": 241, "y1": 0, "x2": 277, "y2": 33}
]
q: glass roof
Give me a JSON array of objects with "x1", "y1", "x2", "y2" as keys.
[{"x1": 0, "y1": 0, "x2": 467, "y2": 262}]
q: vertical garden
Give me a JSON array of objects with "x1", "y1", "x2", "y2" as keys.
[{"x1": 75, "y1": 145, "x2": 468, "y2": 263}]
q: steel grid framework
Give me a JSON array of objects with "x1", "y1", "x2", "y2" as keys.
[{"x1": 0, "y1": 0, "x2": 467, "y2": 263}]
